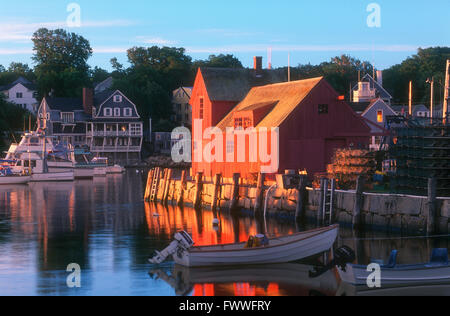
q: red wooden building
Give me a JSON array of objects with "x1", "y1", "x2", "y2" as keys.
[{"x1": 190, "y1": 70, "x2": 371, "y2": 178}]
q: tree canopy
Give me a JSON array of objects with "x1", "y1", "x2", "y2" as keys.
[
  {"x1": 383, "y1": 47, "x2": 450, "y2": 104},
  {"x1": 192, "y1": 54, "x2": 244, "y2": 70},
  {"x1": 32, "y1": 28, "x2": 93, "y2": 98},
  {"x1": 288, "y1": 55, "x2": 373, "y2": 98},
  {"x1": 0, "y1": 95, "x2": 32, "y2": 150}
]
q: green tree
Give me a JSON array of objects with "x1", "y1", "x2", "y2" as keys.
[
  {"x1": 193, "y1": 54, "x2": 243, "y2": 70},
  {"x1": 0, "y1": 95, "x2": 32, "y2": 150},
  {"x1": 32, "y1": 28, "x2": 93, "y2": 98},
  {"x1": 90, "y1": 66, "x2": 110, "y2": 85},
  {"x1": 383, "y1": 47, "x2": 450, "y2": 104},
  {"x1": 292, "y1": 55, "x2": 373, "y2": 98}
]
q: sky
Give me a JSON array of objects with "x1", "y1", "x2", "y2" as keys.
[{"x1": 0, "y1": 0, "x2": 448, "y2": 71}]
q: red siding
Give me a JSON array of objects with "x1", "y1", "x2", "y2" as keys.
[{"x1": 191, "y1": 77, "x2": 371, "y2": 179}]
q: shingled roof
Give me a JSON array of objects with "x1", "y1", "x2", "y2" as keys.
[
  {"x1": 216, "y1": 77, "x2": 323, "y2": 130},
  {"x1": 0, "y1": 76, "x2": 37, "y2": 91},
  {"x1": 44, "y1": 97, "x2": 83, "y2": 112},
  {"x1": 200, "y1": 67, "x2": 287, "y2": 102}
]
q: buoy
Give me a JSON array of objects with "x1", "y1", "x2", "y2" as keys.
[{"x1": 212, "y1": 218, "x2": 219, "y2": 226}]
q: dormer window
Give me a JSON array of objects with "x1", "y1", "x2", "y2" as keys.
[
  {"x1": 114, "y1": 108, "x2": 121, "y2": 117},
  {"x1": 113, "y1": 95, "x2": 122, "y2": 103},
  {"x1": 124, "y1": 108, "x2": 132, "y2": 117},
  {"x1": 104, "y1": 108, "x2": 112, "y2": 116}
]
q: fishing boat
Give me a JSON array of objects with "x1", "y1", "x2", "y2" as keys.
[
  {"x1": 5, "y1": 131, "x2": 75, "y2": 173},
  {"x1": 149, "y1": 225, "x2": 339, "y2": 267},
  {"x1": 338, "y1": 248, "x2": 450, "y2": 287}
]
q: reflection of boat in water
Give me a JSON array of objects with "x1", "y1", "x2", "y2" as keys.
[
  {"x1": 150, "y1": 263, "x2": 340, "y2": 296},
  {"x1": 150, "y1": 225, "x2": 339, "y2": 267},
  {"x1": 338, "y1": 248, "x2": 450, "y2": 287},
  {"x1": 336, "y1": 281, "x2": 450, "y2": 296}
]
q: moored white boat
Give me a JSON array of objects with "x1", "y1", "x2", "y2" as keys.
[
  {"x1": 150, "y1": 225, "x2": 339, "y2": 267},
  {"x1": 0, "y1": 174, "x2": 31, "y2": 185},
  {"x1": 107, "y1": 165, "x2": 125, "y2": 174},
  {"x1": 338, "y1": 249, "x2": 450, "y2": 287},
  {"x1": 30, "y1": 171, "x2": 74, "y2": 182}
]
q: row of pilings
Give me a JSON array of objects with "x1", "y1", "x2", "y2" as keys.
[{"x1": 144, "y1": 168, "x2": 449, "y2": 235}]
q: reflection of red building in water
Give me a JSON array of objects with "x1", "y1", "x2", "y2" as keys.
[{"x1": 190, "y1": 65, "x2": 371, "y2": 178}]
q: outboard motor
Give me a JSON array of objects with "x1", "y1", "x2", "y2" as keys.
[
  {"x1": 149, "y1": 231, "x2": 194, "y2": 264},
  {"x1": 309, "y1": 246, "x2": 356, "y2": 278},
  {"x1": 333, "y1": 246, "x2": 356, "y2": 271}
]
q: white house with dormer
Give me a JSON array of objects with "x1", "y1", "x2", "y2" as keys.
[
  {"x1": 0, "y1": 77, "x2": 39, "y2": 113},
  {"x1": 352, "y1": 73, "x2": 393, "y2": 105}
]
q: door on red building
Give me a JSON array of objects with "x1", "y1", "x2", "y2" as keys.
[{"x1": 325, "y1": 139, "x2": 346, "y2": 166}]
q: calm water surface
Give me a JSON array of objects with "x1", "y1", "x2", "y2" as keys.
[{"x1": 0, "y1": 170, "x2": 449, "y2": 296}]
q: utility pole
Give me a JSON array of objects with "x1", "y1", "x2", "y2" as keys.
[
  {"x1": 444, "y1": 60, "x2": 449, "y2": 123},
  {"x1": 288, "y1": 53, "x2": 291, "y2": 82},
  {"x1": 409, "y1": 81, "x2": 413, "y2": 116},
  {"x1": 427, "y1": 77, "x2": 434, "y2": 119}
]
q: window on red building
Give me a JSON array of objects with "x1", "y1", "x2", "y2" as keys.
[
  {"x1": 234, "y1": 117, "x2": 243, "y2": 129},
  {"x1": 199, "y1": 97, "x2": 204, "y2": 119}
]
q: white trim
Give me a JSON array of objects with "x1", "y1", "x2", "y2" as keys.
[{"x1": 95, "y1": 90, "x2": 141, "y2": 119}]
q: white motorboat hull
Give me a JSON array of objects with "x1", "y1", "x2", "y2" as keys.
[
  {"x1": 74, "y1": 168, "x2": 94, "y2": 179},
  {"x1": 0, "y1": 175, "x2": 31, "y2": 185},
  {"x1": 107, "y1": 165, "x2": 124, "y2": 174},
  {"x1": 93, "y1": 167, "x2": 107, "y2": 177},
  {"x1": 338, "y1": 264, "x2": 450, "y2": 287},
  {"x1": 30, "y1": 171, "x2": 74, "y2": 182},
  {"x1": 173, "y1": 225, "x2": 339, "y2": 267}
]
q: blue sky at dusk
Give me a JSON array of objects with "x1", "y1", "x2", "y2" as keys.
[{"x1": 0, "y1": 0, "x2": 448, "y2": 71}]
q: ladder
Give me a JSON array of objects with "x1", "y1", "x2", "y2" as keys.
[
  {"x1": 149, "y1": 168, "x2": 162, "y2": 202},
  {"x1": 319, "y1": 178, "x2": 336, "y2": 225}
]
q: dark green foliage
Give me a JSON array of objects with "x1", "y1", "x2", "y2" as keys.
[
  {"x1": 383, "y1": 47, "x2": 450, "y2": 104},
  {"x1": 0, "y1": 95, "x2": 33, "y2": 150},
  {"x1": 192, "y1": 54, "x2": 244, "y2": 70},
  {"x1": 290, "y1": 55, "x2": 373, "y2": 99},
  {"x1": 32, "y1": 28, "x2": 93, "y2": 98}
]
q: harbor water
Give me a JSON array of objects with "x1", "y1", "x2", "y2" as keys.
[{"x1": 0, "y1": 170, "x2": 449, "y2": 296}]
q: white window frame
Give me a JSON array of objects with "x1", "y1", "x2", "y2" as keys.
[
  {"x1": 113, "y1": 95, "x2": 122, "y2": 103},
  {"x1": 124, "y1": 108, "x2": 132, "y2": 117},
  {"x1": 114, "y1": 108, "x2": 121, "y2": 117},
  {"x1": 16, "y1": 92, "x2": 23, "y2": 98},
  {"x1": 104, "y1": 108, "x2": 112, "y2": 117}
]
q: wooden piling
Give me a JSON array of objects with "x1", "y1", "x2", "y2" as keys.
[
  {"x1": 254, "y1": 173, "x2": 265, "y2": 215},
  {"x1": 352, "y1": 175, "x2": 365, "y2": 230},
  {"x1": 427, "y1": 178, "x2": 437, "y2": 236},
  {"x1": 163, "y1": 169, "x2": 173, "y2": 203},
  {"x1": 211, "y1": 174, "x2": 222, "y2": 211},
  {"x1": 229, "y1": 173, "x2": 241, "y2": 212},
  {"x1": 295, "y1": 175, "x2": 307, "y2": 222},
  {"x1": 194, "y1": 172, "x2": 204, "y2": 210},
  {"x1": 144, "y1": 169, "x2": 154, "y2": 202},
  {"x1": 317, "y1": 179, "x2": 325, "y2": 226},
  {"x1": 177, "y1": 170, "x2": 187, "y2": 206},
  {"x1": 160, "y1": 168, "x2": 168, "y2": 202}
]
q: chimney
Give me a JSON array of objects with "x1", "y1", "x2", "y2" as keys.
[
  {"x1": 83, "y1": 87, "x2": 94, "y2": 116},
  {"x1": 376, "y1": 70, "x2": 383, "y2": 87},
  {"x1": 253, "y1": 56, "x2": 263, "y2": 71}
]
